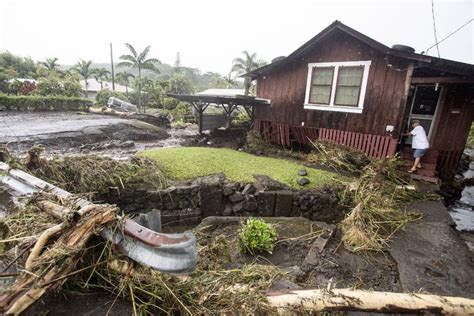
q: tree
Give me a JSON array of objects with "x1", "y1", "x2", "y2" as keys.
[
  {"x1": 118, "y1": 43, "x2": 161, "y2": 112},
  {"x1": 224, "y1": 72, "x2": 238, "y2": 88},
  {"x1": 39, "y1": 57, "x2": 60, "y2": 71},
  {"x1": 168, "y1": 72, "x2": 194, "y2": 95},
  {"x1": 116, "y1": 72, "x2": 135, "y2": 93},
  {"x1": 73, "y1": 60, "x2": 93, "y2": 98},
  {"x1": 174, "y1": 52, "x2": 181, "y2": 73},
  {"x1": 0, "y1": 52, "x2": 37, "y2": 78},
  {"x1": 36, "y1": 74, "x2": 82, "y2": 97},
  {"x1": 92, "y1": 67, "x2": 110, "y2": 89},
  {"x1": 231, "y1": 51, "x2": 267, "y2": 95}
]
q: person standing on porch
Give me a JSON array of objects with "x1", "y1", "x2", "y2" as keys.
[{"x1": 403, "y1": 120, "x2": 430, "y2": 173}]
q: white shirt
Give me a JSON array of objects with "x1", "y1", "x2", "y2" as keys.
[{"x1": 410, "y1": 125, "x2": 430, "y2": 149}]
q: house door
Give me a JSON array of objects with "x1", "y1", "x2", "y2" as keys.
[{"x1": 407, "y1": 84, "x2": 442, "y2": 142}]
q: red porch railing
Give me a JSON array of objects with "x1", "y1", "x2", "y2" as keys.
[{"x1": 253, "y1": 119, "x2": 398, "y2": 159}]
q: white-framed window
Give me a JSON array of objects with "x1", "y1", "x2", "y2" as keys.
[{"x1": 304, "y1": 60, "x2": 371, "y2": 114}]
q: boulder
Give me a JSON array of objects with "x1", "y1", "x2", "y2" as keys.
[
  {"x1": 298, "y1": 178, "x2": 310, "y2": 186},
  {"x1": 233, "y1": 201, "x2": 245, "y2": 214},
  {"x1": 223, "y1": 184, "x2": 235, "y2": 196},
  {"x1": 298, "y1": 170, "x2": 308, "y2": 176},
  {"x1": 229, "y1": 192, "x2": 245, "y2": 203},
  {"x1": 242, "y1": 184, "x2": 256, "y2": 195}
]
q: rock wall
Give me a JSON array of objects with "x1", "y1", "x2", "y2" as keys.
[{"x1": 100, "y1": 175, "x2": 350, "y2": 226}]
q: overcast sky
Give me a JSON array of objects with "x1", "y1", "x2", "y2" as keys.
[{"x1": 0, "y1": 0, "x2": 472, "y2": 75}]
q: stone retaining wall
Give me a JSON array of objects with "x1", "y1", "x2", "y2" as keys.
[{"x1": 101, "y1": 175, "x2": 349, "y2": 226}]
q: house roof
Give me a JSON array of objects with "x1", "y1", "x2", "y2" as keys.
[
  {"x1": 80, "y1": 78, "x2": 132, "y2": 93},
  {"x1": 7, "y1": 78, "x2": 38, "y2": 84},
  {"x1": 245, "y1": 20, "x2": 474, "y2": 79},
  {"x1": 197, "y1": 88, "x2": 245, "y2": 96},
  {"x1": 167, "y1": 93, "x2": 270, "y2": 107}
]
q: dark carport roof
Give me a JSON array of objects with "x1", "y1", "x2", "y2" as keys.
[
  {"x1": 244, "y1": 20, "x2": 474, "y2": 79},
  {"x1": 166, "y1": 93, "x2": 271, "y2": 106}
]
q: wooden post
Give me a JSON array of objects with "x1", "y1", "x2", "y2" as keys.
[
  {"x1": 221, "y1": 103, "x2": 237, "y2": 130},
  {"x1": 198, "y1": 105, "x2": 203, "y2": 135},
  {"x1": 191, "y1": 102, "x2": 209, "y2": 135},
  {"x1": 243, "y1": 105, "x2": 254, "y2": 121},
  {"x1": 110, "y1": 43, "x2": 115, "y2": 91}
]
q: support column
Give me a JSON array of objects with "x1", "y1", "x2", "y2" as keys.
[
  {"x1": 221, "y1": 103, "x2": 237, "y2": 130},
  {"x1": 243, "y1": 105, "x2": 256, "y2": 130},
  {"x1": 191, "y1": 101, "x2": 209, "y2": 135}
]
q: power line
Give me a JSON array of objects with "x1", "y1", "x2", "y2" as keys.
[
  {"x1": 430, "y1": 0, "x2": 441, "y2": 58},
  {"x1": 423, "y1": 18, "x2": 474, "y2": 55}
]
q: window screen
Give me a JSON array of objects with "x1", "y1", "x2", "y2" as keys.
[
  {"x1": 334, "y1": 66, "x2": 363, "y2": 106},
  {"x1": 309, "y1": 67, "x2": 334, "y2": 104}
]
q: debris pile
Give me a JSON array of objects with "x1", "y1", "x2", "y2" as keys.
[
  {"x1": 0, "y1": 192, "x2": 282, "y2": 314},
  {"x1": 25, "y1": 149, "x2": 167, "y2": 195},
  {"x1": 340, "y1": 157, "x2": 440, "y2": 252},
  {"x1": 0, "y1": 193, "x2": 118, "y2": 314}
]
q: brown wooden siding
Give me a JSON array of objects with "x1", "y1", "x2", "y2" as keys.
[
  {"x1": 431, "y1": 85, "x2": 474, "y2": 152},
  {"x1": 255, "y1": 30, "x2": 411, "y2": 137},
  {"x1": 431, "y1": 85, "x2": 474, "y2": 178}
]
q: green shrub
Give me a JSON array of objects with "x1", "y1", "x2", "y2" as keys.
[
  {"x1": 174, "y1": 102, "x2": 192, "y2": 120},
  {"x1": 0, "y1": 94, "x2": 92, "y2": 111},
  {"x1": 95, "y1": 89, "x2": 129, "y2": 106},
  {"x1": 36, "y1": 74, "x2": 82, "y2": 97},
  {"x1": 239, "y1": 218, "x2": 277, "y2": 255},
  {"x1": 170, "y1": 119, "x2": 187, "y2": 129},
  {"x1": 234, "y1": 109, "x2": 250, "y2": 124},
  {"x1": 162, "y1": 97, "x2": 179, "y2": 110},
  {"x1": 468, "y1": 122, "x2": 474, "y2": 147}
]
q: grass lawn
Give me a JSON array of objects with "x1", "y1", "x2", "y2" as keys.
[{"x1": 138, "y1": 147, "x2": 342, "y2": 189}]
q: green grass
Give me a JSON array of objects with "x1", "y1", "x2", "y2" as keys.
[
  {"x1": 138, "y1": 147, "x2": 341, "y2": 189},
  {"x1": 468, "y1": 122, "x2": 474, "y2": 147}
]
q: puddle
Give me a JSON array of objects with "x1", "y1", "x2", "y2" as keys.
[
  {"x1": 450, "y1": 205, "x2": 474, "y2": 231},
  {"x1": 449, "y1": 152, "x2": 474, "y2": 232}
]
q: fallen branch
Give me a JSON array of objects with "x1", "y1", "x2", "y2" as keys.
[
  {"x1": 24, "y1": 222, "x2": 66, "y2": 270},
  {"x1": 0, "y1": 201, "x2": 118, "y2": 315},
  {"x1": 267, "y1": 288, "x2": 474, "y2": 314},
  {"x1": 36, "y1": 200, "x2": 79, "y2": 222}
]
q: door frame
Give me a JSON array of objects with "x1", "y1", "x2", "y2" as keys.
[{"x1": 407, "y1": 84, "x2": 444, "y2": 141}]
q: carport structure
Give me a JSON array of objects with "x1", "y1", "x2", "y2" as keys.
[{"x1": 167, "y1": 93, "x2": 271, "y2": 134}]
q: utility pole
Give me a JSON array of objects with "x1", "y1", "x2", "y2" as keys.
[{"x1": 110, "y1": 43, "x2": 115, "y2": 91}]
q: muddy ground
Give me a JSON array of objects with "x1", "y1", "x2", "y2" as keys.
[
  {"x1": 195, "y1": 217, "x2": 401, "y2": 292},
  {"x1": 0, "y1": 111, "x2": 201, "y2": 158},
  {"x1": 1, "y1": 111, "x2": 474, "y2": 314}
]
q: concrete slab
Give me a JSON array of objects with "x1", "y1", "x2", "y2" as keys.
[
  {"x1": 389, "y1": 201, "x2": 474, "y2": 297},
  {"x1": 0, "y1": 111, "x2": 163, "y2": 143}
]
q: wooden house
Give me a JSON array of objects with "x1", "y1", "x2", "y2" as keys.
[{"x1": 245, "y1": 21, "x2": 474, "y2": 180}]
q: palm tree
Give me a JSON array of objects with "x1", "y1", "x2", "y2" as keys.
[
  {"x1": 224, "y1": 72, "x2": 237, "y2": 88},
  {"x1": 231, "y1": 51, "x2": 267, "y2": 95},
  {"x1": 73, "y1": 60, "x2": 93, "y2": 98},
  {"x1": 118, "y1": 43, "x2": 161, "y2": 111},
  {"x1": 116, "y1": 71, "x2": 135, "y2": 93},
  {"x1": 39, "y1": 57, "x2": 60, "y2": 71},
  {"x1": 92, "y1": 67, "x2": 111, "y2": 89}
]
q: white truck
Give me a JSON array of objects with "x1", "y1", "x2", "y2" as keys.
[{"x1": 107, "y1": 97, "x2": 138, "y2": 112}]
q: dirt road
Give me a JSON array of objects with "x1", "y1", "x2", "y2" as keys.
[{"x1": 0, "y1": 111, "x2": 171, "y2": 155}]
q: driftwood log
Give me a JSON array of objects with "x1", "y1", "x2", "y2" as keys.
[
  {"x1": 267, "y1": 288, "x2": 474, "y2": 314},
  {"x1": 0, "y1": 200, "x2": 118, "y2": 315}
]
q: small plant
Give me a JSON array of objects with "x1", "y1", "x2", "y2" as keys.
[
  {"x1": 171, "y1": 119, "x2": 187, "y2": 129},
  {"x1": 239, "y1": 218, "x2": 277, "y2": 255}
]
